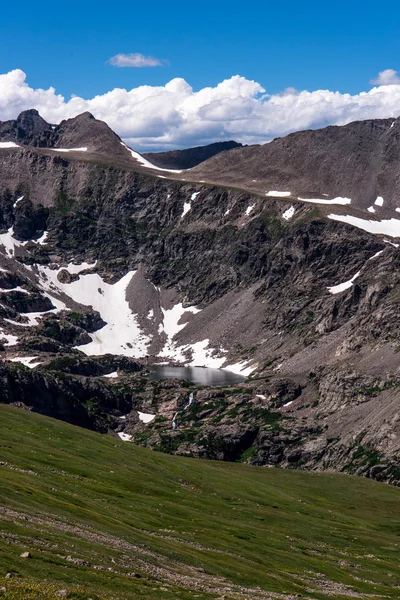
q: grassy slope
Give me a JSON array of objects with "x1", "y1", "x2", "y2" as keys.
[{"x1": 0, "y1": 405, "x2": 399, "y2": 600}]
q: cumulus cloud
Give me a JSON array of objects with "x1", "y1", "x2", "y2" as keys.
[
  {"x1": 370, "y1": 69, "x2": 400, "y2": 85},
  {"x1": 108, "y1": 53, "x2": 163, "y2": 67},
  {"x1": 1, "y1": 69, "x2": 400, "y2": 151}
]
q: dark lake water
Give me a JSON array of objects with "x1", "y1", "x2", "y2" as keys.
[{"x1": 149, "y1": 365, "x2": 246, "y2": 386}]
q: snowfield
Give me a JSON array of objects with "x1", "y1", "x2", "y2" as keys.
[
  {"x1": 328, "y1": 214, "x2": 400, "y2": 238},
  {"x1": 38, "y1": 267, "x2": 151, "y2": 358},
  {"x1": 0, "y1": 142, "x2": 20, "y2": 149}
]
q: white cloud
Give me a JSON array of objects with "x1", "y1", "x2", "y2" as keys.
[
  {"x1": 1, "y1": 69, "x2": 400, "y2": 151},
  {"x1": 370, "y1": 69, "x2": 400, "y2": 85},
  {"x1": 108, "y1": 53, "x2": 164, "y2": 67}
]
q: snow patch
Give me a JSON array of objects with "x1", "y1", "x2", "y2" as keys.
[
  {"x1": 0, "y1": 286, "x2": 30, "y2": 294},
  {"x1": 13, "y1": 195, "x2": 24, "y2": 207},
  {"x1": 138, "y1": 411, "x2": 156, "y2": 424},
  {"x1": 9, "y1": 356, "x2": 41, "y2": 368},
  {"x1": 374, "y1": 196, "x2": 384, "y2": 207},
  {"x1": 0, "y1": 331, "x2": 18, "y2": 346},
  {"x1": 368, "y1": 249, "x2": 385, "y2": 260},
  {"x1": 384, "y1": 239, "x2": 399, "y2": 247},
  {"x1": 117, "y1": 432, "x2": 132, "y2": 442},
  {"x1": 328, "y1": 214, "x2": 400, "y2": 238},
  {"x1": 181, "y1": 202, "x2": 191, "y2": 218},
  {"x1": 282, "y1": 206, "x2": 295, "y2": 220},
  {"x1": 0, "y1": 228, "x2": 23, "y2": 257},
  {"x1": 103, "y1": 371, "x2": 118, "y2": 378},
  {"x1": 298, "y1": 196, "x2": 351, "y2": 205},
  {"x1": 36, "y1": 231, "x2": 48, "y2": 245},
  {"x1": 50, "y1": 147, "x2": 87, "y2": 152},
  {"x1": 191, "y1": 191, "x2": 200, "y2": 201},
  {"x1": 224, "y1": 208, "x2": 230, "y2": 216},
  {"x1": 266, "y1": 191, "x2": 291, "y2": 197},
  {"x1": 367, "y1": 206, "x2": 376, "y2": 213},
  {"x1": 223, "y1": 360, "x2": 256, "y2": 377},
  {"x1": 0, "y1": 142, "x2": 20, "y2": 149},
  {"x1": 245, "y1": 204, "x2": 255, "y2": 216},
  {"x1": 121, "y1": 142, "x2": 183, "y2": 173},
  {"x1": 327, "y1": 271, "x2": 361, "y2": 294}
]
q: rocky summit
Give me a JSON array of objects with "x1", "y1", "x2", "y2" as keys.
[{"x1": 0, "y1": 110, "x2": 399, "y2": 484}]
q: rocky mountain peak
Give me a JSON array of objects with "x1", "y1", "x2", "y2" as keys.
[
  {"x1": 16, "y1": 108, "x2": 50, "y2": 131},
  {"x1": 52, "y1": 112, "x2": 128, "y2": 157},
  {"x1": 0, "y1": 109, "x2": 53, "y2": 146}
]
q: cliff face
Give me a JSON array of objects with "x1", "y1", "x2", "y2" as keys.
[{"x1": 0, "y1": 111, "x2": 399, "y2": 484}]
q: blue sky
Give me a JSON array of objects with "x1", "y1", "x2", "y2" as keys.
[{"x1": 1, "y1": 0, "x2": 399, "y2": 98}]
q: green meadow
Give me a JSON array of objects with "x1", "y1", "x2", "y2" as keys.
[{"x1": 0, "y1": 403, "x2": 399, "y2": 599}]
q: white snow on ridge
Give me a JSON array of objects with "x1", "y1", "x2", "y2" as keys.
[
  {"x1": 13, "y1": 196, "x2": 24, "y2": 207},
  {"x1": 191, "y1": 192, "x2": 200, "y2": 201},
  {"x1": 121, "y1": 142, "x2": 183, "y2": 173},
  {"x1": 0, "y1": 286, "x2": 30, "y2": 294},
  {"x1": 0, "y1": 142, "x2": 20, "y2": 149},
  {"x1": 327, "y1": 270, "x2": 361, "y2": 294},
  {"x1": 328, "y1": 214, "x2": 400, "y2": 238},
  {"x1": 374, "y1": 196, "x2": 384, "y2": 207},
  {"x1": 138, "y1": 411, "x2": 156, "y2": 424},
  {"x1": 49, "y1": 147, "x2": 88, "y2": 153},
  {"x1": 181, "y1": 202, "x2": 191, "y2": 218},
  {"x1": 327, "y1": 248, "x2": 385, "y2": 295},
  {"x1": 298, "y1": 196, "x2": 351, "y2": 205},
  {"x1": 369, "y1": 249, "x2": 385, "y2": 260},
  {"x1": 266, "y1": 191, "x2": 291, "y2": 197},
  {"x1": 367, "y1": 206, "x2": 376, "y2": 213},
  {"x1": 282, "y1": 206, "x2": 295, "y2": 220}
]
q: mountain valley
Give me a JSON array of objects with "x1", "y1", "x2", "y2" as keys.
[{"x1": 0, "y1": 110, "x2": 399, "y2": 486}]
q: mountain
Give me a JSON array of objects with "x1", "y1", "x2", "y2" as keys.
[
  {"x1": 0, "y1": 111, "x2": 400, "y2": 485},
  {"x1": 186, "y1": 117, "x2": 400, "y2": 213},
  {"x1": 143, "y1": 140, "x2": 244, "y2": 170},
  {"x1": 1, "y1": 403, "x2": 400, "y2": 599}
]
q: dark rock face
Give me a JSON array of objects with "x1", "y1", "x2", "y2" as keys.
[
  {"x1": 0, "y1": 358, "x2": 140, "y2": 432},
  {"x1": 143, "y1": 141, "x2": 244, "y2": 170},
  {"x1": 0, "y1": 109, "x2": 54, "y2": 147}
]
